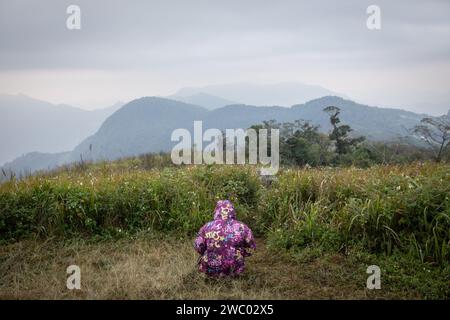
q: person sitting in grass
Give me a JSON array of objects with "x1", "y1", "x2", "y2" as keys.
[{"x1": 194, "y1": 200, "x2": 256, "y2": 277}]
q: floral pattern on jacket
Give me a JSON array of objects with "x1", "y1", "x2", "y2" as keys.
[{"x1": 194, "y1": 200, "x2": 256, "y2": 277}]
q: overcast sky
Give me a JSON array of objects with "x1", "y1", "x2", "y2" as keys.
[{"x1": 0, "y1": 0, "x2": 449, "y2": 114}]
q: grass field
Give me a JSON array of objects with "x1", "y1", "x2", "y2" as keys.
[
  {"x1": 1, "y1": 235, "x2": 447, "y2": 299},
  {"x1": 0, "y1": 160, "x2": 449, "y2": 299}
]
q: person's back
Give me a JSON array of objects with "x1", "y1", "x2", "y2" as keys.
[{"x1": 194, "y1": 200, "x2": 256, "y2": 277}]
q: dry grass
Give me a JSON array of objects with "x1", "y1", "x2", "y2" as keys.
[{"x1": 0, "y1": 235, "x2": 434, "y2": 300}]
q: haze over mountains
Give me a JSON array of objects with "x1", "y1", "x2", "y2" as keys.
[
  {"x1": 0, "y1": 94, "x2": 123, "y2": 165},
  {"x1": 169, "y1": 93, "x2": 237, "y2": 110},
  {"x1": 171, "y1": 82, "x2": 344, "y2": 108},
  {"x1": 2, "y1": 93, "x2": 435, "y2": 177}
]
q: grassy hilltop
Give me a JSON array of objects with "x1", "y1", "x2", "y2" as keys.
[{"x1": 0, "y1": 158, "x2": 449, "y2": 299}]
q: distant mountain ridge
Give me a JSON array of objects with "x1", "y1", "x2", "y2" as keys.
[
  {"x1": 0, "y1": 94, "x2": 123, "y2": 165},
  {"x1": 174, "y1": 82, "x2": 345, "y2": 107},
  {"x1": 2, "y1": 95, "x2": 429, "y2": 176},
  {"x1": 168, "y1": 92, "x2": 237, "y2": 110}
]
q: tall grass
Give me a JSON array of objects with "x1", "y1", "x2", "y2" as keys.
[
  {"x1": 0, "y1": 165, "x2": 260, "y2": 240},
  {"x1": 0, "y1": 161, "x2": 449, "y2": 265},
  {"x1": 261, "y1": 163, "x2": 450, "y2": 265}
]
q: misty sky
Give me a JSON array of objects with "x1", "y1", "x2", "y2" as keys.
[{"x1": 0, "y1": 0, "x2": 449, "y2": 115}]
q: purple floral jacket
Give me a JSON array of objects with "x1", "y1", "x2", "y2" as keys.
[{"x1": 194, "y1": 200, "x2": 256, "y2": 277}]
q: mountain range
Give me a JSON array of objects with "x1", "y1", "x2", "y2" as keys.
[
  {"x1": 0, "y1": 94, "x2": 123, "y2": 165},
  {"x1": 171, "y1": 82, "x2": 344, "y2": 108},
  {"x1": 168, "y1": 92, "x2": 237, "y2": 110},
  {"x1": 1, "y1": 95, "x2": 432, "y2": 176}
]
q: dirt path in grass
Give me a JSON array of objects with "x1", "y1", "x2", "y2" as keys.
[{"x1": 0, "y1": 237, "x2": 424, "y2": 299}]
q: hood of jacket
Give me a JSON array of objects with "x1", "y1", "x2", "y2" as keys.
[{"x1": 213, "y1": 200, "x2": 236, "y2": 221}]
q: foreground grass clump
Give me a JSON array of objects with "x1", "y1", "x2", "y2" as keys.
[
  {"x1": 0, "y1": 165, "x2": 260, "y2": 240},
  {"x1": 262, "y1": 163, "x2": 450, "y2": 265}
]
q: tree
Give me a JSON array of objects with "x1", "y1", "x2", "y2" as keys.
[
  {"x1": 281, "y1": 121, "x2": 331, "y2": 166},
  {"x1": 411, "y1": 116, "x2": 450, "y2": 162},
  {"x1": 323, "y1": 106, "x2": 365, "y2": 156},
  {"x1": 250, "y1": 119, "x2": 332, "y2": 166}
]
